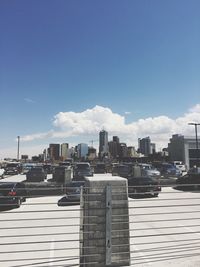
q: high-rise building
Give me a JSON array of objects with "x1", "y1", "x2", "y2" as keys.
[
  {"x1": 138, "y1": 137, "x2": 151, "y2": 156},
  {"x1": 77, "y1": 143, "x2": 89, "y2": 159},
  {"x1": 108, "y1": 136, "x2": 120, "y2": 159},
  {"x1": 119, "y1": 143, "x2": 128, "y2": 158},
  {"x1": 113, "y1": 136, "x2": 119, "y2": 143},
  {"x1": 108, "y1": 141, "x2": 118, "y2": 159},
  {"x1": 150, "y1": 143, "x2": 156, "y2": 154},
  {"x1": 68, "y1": 147, "x2": 76, "y2": 159},
  {"x1": 61, "y1": 143, "x2": 69, "y2": 160},
  {"x1": 49, "y1": 144, "x2": 60, "y2": 161},
  {"x1": 99, "y1": 130, "x2": 109, "y2": 158}
]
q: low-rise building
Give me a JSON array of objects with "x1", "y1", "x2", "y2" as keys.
[{"x1": 168, "y1": 134, "x2": 200, "y2": 169}]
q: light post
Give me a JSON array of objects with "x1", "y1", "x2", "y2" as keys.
[
  {"x1": 188, "y1": 123, "x2": 200, "y2": 166},
  {"x1": 17, "y1": 136, "x2": 20, "y2": 161}
]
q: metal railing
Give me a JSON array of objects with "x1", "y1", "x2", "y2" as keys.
[{"x1": 0, "y1": 181, "x2": 200, "y2": 266}]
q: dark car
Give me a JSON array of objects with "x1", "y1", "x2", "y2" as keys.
[
  {"x1": 128, "y1": 176, "x2": 161, "y2": 197},
  {"x1": 26, "y1": 167, "x2": 47, "y2": 182},
  {"x1": 57, "y1": 181, "x2": 85, "y2": 206},
  {"x1": 4, "y1": 163, "x2": 20, "y2": 175},
  {"x1": 94, "y1": 163, "x2": 106, "y2": 174},
  {"x1": 0, "y1": 182, "x2": 27, "y2": 208},
  {"x1": 73, "y1": 162, "x2": 93, "y2": 181},
  {"x1": 43, "y1": 164, "x2": 53, "y2": 174},
  {"x1": 175, "y1": 173, "x2": 200, "y2": 191},
  {"x1": 112, "y1": 164, "x2": 132, "y2": 178}
]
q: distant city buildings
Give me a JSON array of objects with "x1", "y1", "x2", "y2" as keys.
[
  {"x1": 108, "y1": 136, "x2": 120, "y2": 159},
  {"x1": 119, "y1": 143, "x2": 128, "y2": 158},
  {"x1": 138, "y1": 136, "x2": 151, "y2": 156},
  {"x1": 77, "y1": 143, "x2": 88, "y2": 159},
  {"x1": 49, "y1": 144, "x2": 60, "y2": 161},
  {"x1": 61, "y1": 143, "x2": 69, "y2": 160},
  {"x1": 15, "y1": 129, "x2": 200, "y2": 169},
  {"x1": 138, "y1": 136, "x2": 156, "y2": 156},
  {"x1": 99, "y1": 130, "x2": 109, "y2": 158}
]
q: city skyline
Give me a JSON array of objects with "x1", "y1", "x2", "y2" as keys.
[{"x1": 0, "y1": 0, "x2": 200, "y2": 158}]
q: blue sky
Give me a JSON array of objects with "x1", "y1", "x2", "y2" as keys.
[{"x1": 0, "y1": 0, "x2": 200, "y2": 159}]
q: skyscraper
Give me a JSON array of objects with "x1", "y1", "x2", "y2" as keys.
[
  {"x1": 49, "y1": 144, "x2": 60, "y2": 161},
  {"x1": 77, "y1": 143, "x2": 89, "y2": 159},
  {"x1": 61, "y1": 143, "x2": 69, "y2": 160},
  {"x1": 99, "y1": 130, "x2": 109, "y2": 158},
  {"x1": 108, "y1": 136, "x2": 120, "y2": 159},
  {"x1": 138, "y1": 137, "x2": 151, "y2": 156}
]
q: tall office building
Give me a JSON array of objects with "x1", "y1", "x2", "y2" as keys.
[
  {"x1": 150, "y1": 143, "x2": 156, "y2": 154},
  {"x1": 99, "y1": 130, "x2": 109, "y2": 158},
  {"x1": 138, "y1": 136, "x2": 151, "y2": 156},
  {"x1": 108, "y1": 136, "x2": 120, "y2": 159},
  {"x1": 119, "y1": 143, "x2": 128, "y2": 158},
  {"x1": 49, "y1": 144, "x2": 60, "y2": 161},
  {"x1": 77, "y1": 143, "x2": 89, "y2": 159},
  {"x1": 61, "y1": 143, "x2": 69, "y2": 160},
  {"x1": 113, "y1": 136, "x2": 120, "y2": 143}
]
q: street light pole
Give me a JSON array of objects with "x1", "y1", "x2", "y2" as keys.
[
  {"x1": 188, "y1": 123, "x2": 200, "y2": 166},
  {"x1": 17, "y1": 136, "x2": 20, "y2": 161}
]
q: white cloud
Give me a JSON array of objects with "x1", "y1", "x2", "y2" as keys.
[
  {"x1": 124, "y1": 111, "x2": 131, "y2": 115},
  {"x1": 24, "y1": 98, "x2": 35, "y2": 103},
  {"x1": 20, "y1": 131, "x2": 54, "y2": 142},
  {"x1": 53, "y1": 105, "x2": 125, "y2": 134},
  {"x1": 19, "y1": 104, "x2": 200, "y2": 151}
]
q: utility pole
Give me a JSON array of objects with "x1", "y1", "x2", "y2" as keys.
[
  {"x1": 188, "y1": 123, "x2": 200, "y2": 166},
  {"x1": 17, "y1": 136, "x2": 20, "y2": 161}
]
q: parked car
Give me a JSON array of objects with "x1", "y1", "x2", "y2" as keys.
[
  {"x1": 112, "y1": 164, "x2": 132, "y2": 178},
  {"x1": 26, "y1": 167, "x2": 47, "y2": 182},
  {"x1": 57, "y1": 181, "x2": 85, "y2": 206},
  {"x1": 172, "y1": 161, "x2": 187, "y2": 172},
  {"x1": 0, "y1": 182, "x2": 27, "y2": 208},
  {"x1": 158, "y1": 163, "x2": 182, "y2": 178},
  {"x1": 4, "y1": 162, "x2": 20, "y2": 175},
  {"x1": 22, "y1": 163, "x2": 36, "y2": 174},
  {"x1": 138, "y1": 163, "x2": 161, "y2": 178},
  {"x1": 128, "y1": 176, "x2": 161, "y2": 197},
  {"x1": 187, "y1": 166, "x2": 200, "y2": 175},
  {"x1": 73, "y1": 162, "x2": 93, "y2": 180},
  {"x1": 175, "y1": 173, "x2": 200, "y2": 191},
  {"x1": 94, "y1": 163, "x2": 107, "y2": 174}
]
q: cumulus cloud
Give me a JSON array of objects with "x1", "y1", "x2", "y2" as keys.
[
  {"x1": 53, "y1": 105, "x2": 125, "y2": 134},
  {"x1": 20, "y1": 104, "x2": 200, "y2": 149}
]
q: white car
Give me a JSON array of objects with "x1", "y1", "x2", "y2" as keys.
[
  {"x1": 139, "y1": 163, "x2": 161, "y2": 178},
  {"x1": 172, "y1": 161, "x2": 187, "y2": 172}
]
